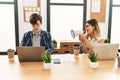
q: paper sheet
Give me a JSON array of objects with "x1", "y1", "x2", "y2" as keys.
[
  {"x1": 52, "y1": 54, "x2": 75, "y2": 63},
  {"x1": 91, "y1": 0, "x2": 101, "y2": 13},
  {"x1": 23, "y1": 0, "x2": 37, "y2": 7}
]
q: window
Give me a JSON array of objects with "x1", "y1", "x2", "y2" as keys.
[
  {"x1": 50, "y1": 0, "x2": 83, "y2": 4},
  {"x1": 0, "y1": 0, "x2": 14, "y2": 2},
  {"x1": 108, "y1": 0, "x2": 120, "y2": 50},
  {"x1": 48, "y1": 0, "x2": 86, "y2": 46},
  {"x1": 0, "y1": 4, "x2": 16, "y2": 52},
  {"x1": 0, "y1": 1, "x2": 18, "y2": 53},
  {"x1": 113, "y1": 0, "x2": 120, "y2": 5},
  {"x1": 50, "y1": 6, "x2": 83, "y2": 42},
  {"x1": 111, "y1": 8, "x2": 120, "y2": 49}
]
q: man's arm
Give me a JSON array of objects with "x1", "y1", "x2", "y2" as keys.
[
  {"x1": 20, "y1": 33, "x2": 27, "y2": 46},
  {"x1": 45, "y1": 32, "x2": 54, "y2": 54}
]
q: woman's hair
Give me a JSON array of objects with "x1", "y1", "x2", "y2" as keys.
[{"x1": 86, "y1": 19, "x2": 101, "y2": 40}]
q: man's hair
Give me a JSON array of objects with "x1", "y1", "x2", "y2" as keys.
[{"x1": 29, "y1": 13, "x2": 42, "y2": 25}]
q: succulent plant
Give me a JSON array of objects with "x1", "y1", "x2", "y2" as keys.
[
  {"x1": 52, "y1": 39, "x2": 57, "y2": 44},
  {"x1": 41, "y1": 52, "x2": 51, "y2": 63},
  {"x1": 89, "y1": 53, "x2": 98, "y2": 62},
  {"x1": 104, "y1": 38, "x2": 109, "y2": 43}
]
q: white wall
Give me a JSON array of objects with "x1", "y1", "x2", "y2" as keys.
[
  {"x1": 18, "y1": 0, "x2": 47, "y2": 45},
  {"x1": 87, "y1": 0, "x2": 109, "y2": 38}
]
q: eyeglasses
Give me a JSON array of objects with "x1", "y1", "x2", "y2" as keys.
[{"x1": 85, "y1": 25, "x2": 91, "y2": 28}]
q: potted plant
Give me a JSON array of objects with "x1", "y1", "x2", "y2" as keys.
[
  {"x1": 104, "y1": 38, "x2": 109, "y2": 43},
  {"x1": 52, "y1": 39, "x2": 57, "y2": 48},
  {"x1": 88, "y1": 53, "x2": 99, "y2": 68},
  {"x1": 41, "y1": 52, "x2": 51, "y2": 69}
]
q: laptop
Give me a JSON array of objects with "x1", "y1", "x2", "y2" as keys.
[
  {"x1": 17, "y1": 46, "x2": 45, "y2": 62},
  {"x1": 93, "y1": 44, "x2": 119, "y2": 59}
]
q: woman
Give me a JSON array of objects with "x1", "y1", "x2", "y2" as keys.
[{"x1": 79, "y1": 19, "x2": 104, "y2": 53}]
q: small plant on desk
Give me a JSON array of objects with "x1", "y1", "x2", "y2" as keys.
[
  {"x1": 41, "y1": 52, "x2": 51, "y2": 69},
  {"x1": 52, "y1": 39, "x2": 57, "y2": 48},
  {"x1": 88, "y1": 52, "x2": 99, "y2": 68},
  {"x1": 104, "y1": 38, "x2": 109, "y2": 43}
]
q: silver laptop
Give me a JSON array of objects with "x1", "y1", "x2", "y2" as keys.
[
  {"x1": 17, "y1": 46, "x2": 45, "y2": 62},
  {"x1": 94, "y1": 44, "x2": 119, "y2": 59}
]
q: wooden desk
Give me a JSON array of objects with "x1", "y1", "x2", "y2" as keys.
[{"x1": 0, "y1": 54, "x2": 120, "y2": 80}]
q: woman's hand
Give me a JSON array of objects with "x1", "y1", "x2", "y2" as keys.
[
  {"x1": 79, "y1": 34, "x2": 86, "y2": 42},
  {"x1": 79, "y1": 34, "x2": 94, "y2": 53}
]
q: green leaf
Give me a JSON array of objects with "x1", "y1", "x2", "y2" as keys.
[
  {"x1": 104, "y1": 38, "x2": 109, "y2": 43},
  {"x1": 88, "y1": 52, "x2": 98, "y2": 62},
  {"x1": 41, "y1": 52, "x2": 51, "y2": 63},
  {"x1": 52, "y1": 39, "x2": 57, "y2": 44}
]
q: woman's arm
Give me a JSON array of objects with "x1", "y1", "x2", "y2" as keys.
[
  {"x1": 98, "y1": 39, "x2": 104, "y2": 43},
  {"x1": 79, "y1": 34, "x2": 93, "y2": 53},
  {"x1": 79, "y1": 35, "x2": 105, "y2": 53}
]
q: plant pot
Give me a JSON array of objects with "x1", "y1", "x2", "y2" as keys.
[
  {"x1": 43, "y1": 63, "x2": 51, "y2": 69},
  {"x1": 89, "y1": 61, "x2": 99, "y2": 68},
  {"x1": 53, "y1": 44, "x2": 57, "y2": 48}
]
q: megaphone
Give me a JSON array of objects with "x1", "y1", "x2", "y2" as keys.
[{"x1": 71, "y1": 29, "x2": 86, "y2": 38}]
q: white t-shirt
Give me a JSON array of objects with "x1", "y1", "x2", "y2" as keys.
[{"x1": 88, "y1": 36, "x2": 103, "y2": 44}]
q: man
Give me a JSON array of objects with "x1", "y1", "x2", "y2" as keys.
[{"x1": 21, "y1": 13, "x2": 54, "y2": 54}]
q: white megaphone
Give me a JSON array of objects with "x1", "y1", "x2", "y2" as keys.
[{"x1": 71, "y1": 29, "x2": 86, "y2": 38}]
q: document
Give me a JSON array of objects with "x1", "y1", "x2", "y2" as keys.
[
  {"x1": 52, "y1": 54, "x2": 75, "y2": 63},
  {"x1": 91, "y1": 0, "x2": 101, "y2": 13}
]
